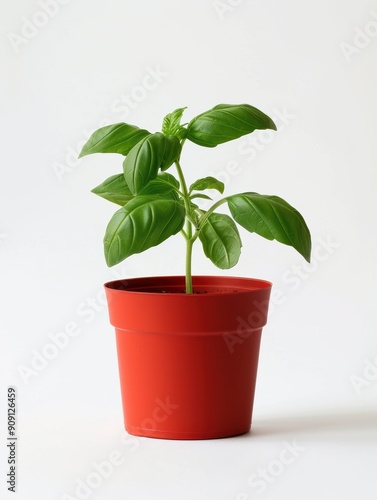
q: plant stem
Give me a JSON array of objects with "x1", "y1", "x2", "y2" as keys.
[
  {"x1": 195, "y1": 197, "x2": 229, "y2": 233},
  {"x1": 174, "y1": 157, "x2": 194, "y2": 294},
  {"x1": 185, "y1": 238, "x2": 194, "y2": 294}
]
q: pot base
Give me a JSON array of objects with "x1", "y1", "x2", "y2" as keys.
[{"x1": 125, "y1": 424, "x2": 251, "y2": 440}]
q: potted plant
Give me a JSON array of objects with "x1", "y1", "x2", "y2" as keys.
[{"x1": 79, "y1": 104, "x2": 311, "y2": 440}]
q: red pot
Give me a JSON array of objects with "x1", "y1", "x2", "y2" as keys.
[{"x1": 104, "y1": 275, "x2": 272, "y2": 440}]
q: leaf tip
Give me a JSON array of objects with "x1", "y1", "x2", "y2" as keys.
[
  {"x1": 78, "y1": 144, "x2": 90, "y2": 158},
  {"x1": 304, "y1": 248, "x2": 312, "y2": 263},
  {"x1": 270, "y1": 120, "x2": 278, "y2": 131}
]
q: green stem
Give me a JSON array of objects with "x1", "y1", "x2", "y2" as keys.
[
  {"x1": 185, "y1": 238, "x2": 194, "y2": 293},
  {"x1": 175, "y1": 156, "x2": 194, "y2": 294},
  {"x1": 195, "y1": 197, "x2": 229, "y2": 234}
]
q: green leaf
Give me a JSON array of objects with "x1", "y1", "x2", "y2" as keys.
[
  {"x1": 227, "y1": 192, "x2": 311, "y2": 262},
  {"x1": 162, "y1": 107, "x2": 187, "y2": 139},
  {"x1": 156, "y1": 171, "x2": 180, "y2": 190},
  {"x1": 123, "y1": 133, "x2": 162, "y2": 195},
  {"x1": 189, "y1": 176, "x2": 224, "y2": 194},
  {"x1": 123, "y1": 133, "x2": 180, "y2": 194},
  {"x1": 190, "y1": 193, "x2": 212, "y2": 201},
  {"x1": 187, "y1": 103, "x2": 277, "y2": 148},
  {"x1": 160, "y1": 135, "x2": 181, "y2": 171},
  {"x1": 79, "y1": 123, "x2": 150, "y2": 158},
  {"x1": 139, "y1": 173, "x2": 180, "y2": 200},
  {"x1": 199, "y1": 213, "x2": 242, "y2": 269},
  {"x1": 104, "y1": 196, "x2": 186, "y2": 266},
  {"x1": 91, "y1": 174, "x2": 134, "y2": 206}
]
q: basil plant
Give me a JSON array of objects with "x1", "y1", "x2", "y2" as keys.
[{"x1": 79, "y1": 104, "x2": 311, "y2": 293}]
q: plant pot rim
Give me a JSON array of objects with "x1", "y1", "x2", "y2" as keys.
[{"x1": 104, "y1": 275, "x2": 272, "y2": 297}]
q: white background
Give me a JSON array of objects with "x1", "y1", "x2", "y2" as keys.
[{"x1": 1, "y1": 0, "x2": 377, "y2": 499}]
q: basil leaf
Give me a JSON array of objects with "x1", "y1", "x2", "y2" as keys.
[
  {"x1": 104, "y1": 196, "x2": 186, "y2": 266},
  {"x1": 91, "y1": 174, "x2": 134, "y2": 206},
  {"x1": 228, "y1": 192, "x2": 311, "y2": 262},
  {"x1": 187, "y1": 103, "x2": 276, "y2": 147},
  {"x1": 79, "y1": 123, "x2": 150, "y2": 157},
  {"x1": 190, "y1": 193, "x2": 212, "y2": 201},
  {"x1": 160, "y1": 135, "x2": 181, "y2": 171},
  {"x1": 123, "y1": 133, "x2": 180, "y2": 194},
  {"x1": 199, "y1": 213, "x2": 242, "y2": 269},
  {"x1": 189, "y1": 176, "x2": 224, "y2": 194},
  {"x1": 156, "y1": 171, "x2": 180, "y2": 190},
  {"x1": 162, "y1": 107, "x2": 187, "y2": 139},
  {"x1": 139, "y1": 173, "x2": 179, "y2": 199}
]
